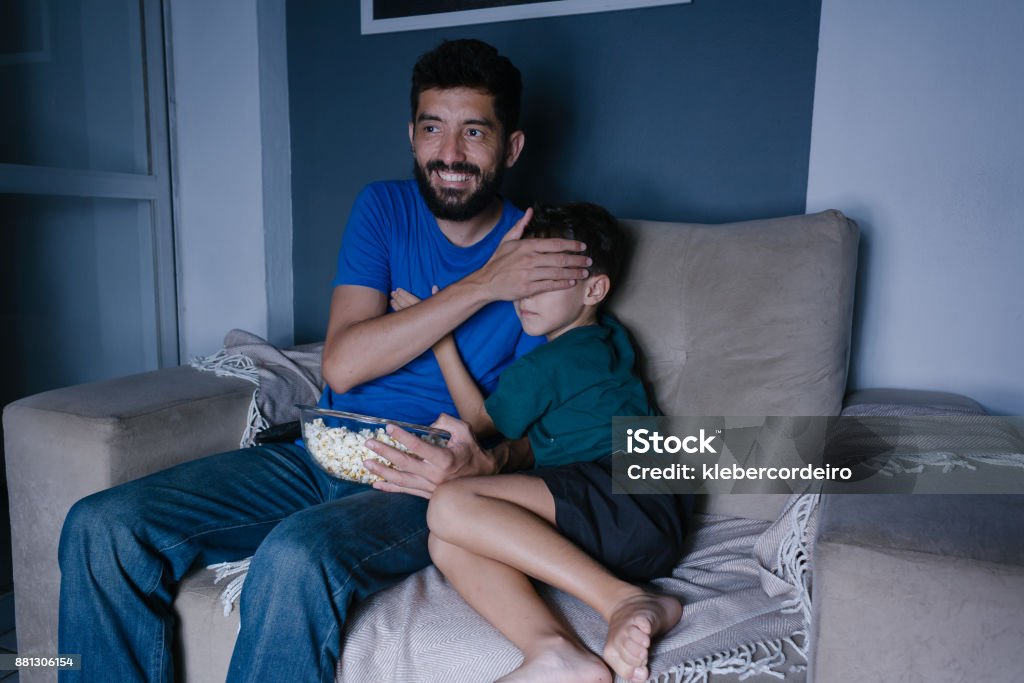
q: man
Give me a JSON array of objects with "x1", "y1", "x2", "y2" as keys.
[{"x1": 57, "y1": 39, "x2": 590, "y2": 683}]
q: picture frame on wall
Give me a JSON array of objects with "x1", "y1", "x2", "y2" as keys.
[
  {"x1": 0, "y1": 0, "x2": 51, "y2": 65},
  {"x1": 361, "y1": 0, "x2": 693, "y2": 35}
]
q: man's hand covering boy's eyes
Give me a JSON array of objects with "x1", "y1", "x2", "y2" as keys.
[{"x1": 467, "y1": 208, "x2": 592, "y2": 301}]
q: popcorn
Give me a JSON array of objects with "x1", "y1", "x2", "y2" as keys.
[{"x1": 303, "y1": 418, "x2": 445, "y2": 483}]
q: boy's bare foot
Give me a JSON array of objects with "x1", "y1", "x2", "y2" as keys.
[
  {"x1": 603, "y1": 592, "x2": 683, "y2": 683},
  {"x1": 496, "y1": 636, "x2": 611, "y2": 683}
]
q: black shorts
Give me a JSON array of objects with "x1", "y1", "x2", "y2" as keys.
[{"x1": 529, "y1": 455, "x2": 693, "y2": 582}]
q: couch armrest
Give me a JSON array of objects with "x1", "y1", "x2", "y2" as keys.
[
  {"x1": 809, "y1": 493, "x2": 1024, "y2": 682},
  {"x1": 813, "y1": 389, "x2": 1023, "y2": 681},
  {"x1": 3, "y1": 365, "x2": 252, "y2": 659},
  {"x1": 842, "y1": 387, "x2": 986, "y2": 415}
]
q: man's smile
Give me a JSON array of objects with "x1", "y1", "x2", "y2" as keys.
[{"x1": 435, "y1": 170, "x2": 474, "y2": 184}]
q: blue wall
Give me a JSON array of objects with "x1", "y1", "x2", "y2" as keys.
[{"x1": 288, "y1": 0, "x2": 823, "y2": 342}]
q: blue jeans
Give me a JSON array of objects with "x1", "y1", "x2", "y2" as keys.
[{"x1": 57, "y1": 443, "x2": 430, "y2": 683}]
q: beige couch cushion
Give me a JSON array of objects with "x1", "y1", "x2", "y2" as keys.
[
  {"x1": 174, "y1": 571, "x2": 239, "y2": 683},
  {"x1": 610, "y1": 210, "x2": 859, "y2": 519}
]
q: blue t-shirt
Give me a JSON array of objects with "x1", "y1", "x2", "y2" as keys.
[{"x1": 319, "y1": 179, "x2": 543, "y2": 425}]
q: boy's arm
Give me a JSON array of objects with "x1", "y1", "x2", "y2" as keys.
[
  {"x1": 390, "y1": 287, "x2": 496, "y2": 438},
  {"x1": 431, "y1": 336, "x2": 497, "y2": 438},
  {"x1": 490, "y1": 435, "x2": 535, "y2": 473}
]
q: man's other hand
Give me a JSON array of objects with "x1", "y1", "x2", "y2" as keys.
[{"x1": 363, "y1": 414, "x2": 499, "y2": 498}]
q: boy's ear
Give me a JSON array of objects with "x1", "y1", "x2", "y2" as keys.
[{"x1": 583, "y1": 274, "x2": 611, "y2": 306}]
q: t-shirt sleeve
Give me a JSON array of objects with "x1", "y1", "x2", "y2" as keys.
[
  {"x1": 332, "y1": 185, "x2": 391, "y2": 293},
  {"x1": 484, "y1": 356, "x2": 552, "y2": 440},
  {"x1": 514, "y1": 331, "x2": 545, "y2": 359}
]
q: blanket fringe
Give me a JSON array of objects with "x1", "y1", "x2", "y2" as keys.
[
  {"x1": 864, "y1": 450, "x2": 1024, "y2": 476},
  {"x1": 189, "y1": 350, "x2": 268, "y2": 448},
  {"x1": 189, "y1": 349, "x2": 260, "y2": 383},
  {"x1": 240, "y1": 390, "x2": 270, "y2": 448},
  {"x1": 652, "y1": 635, "x2": 801, "y2": 683},
  {"x1": 777, "y1": 493, "x2": 816, "y2": 619},
  {"x1": 208, "y1": 558, "x2": 252, "y2": 616},
  {"x1": 652, "y1": 493, "x2": 818, "y2": 683}
]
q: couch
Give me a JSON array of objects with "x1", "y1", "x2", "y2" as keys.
[{"x1": 6, "y1": 210, "x2": 1022, "y2": 682}]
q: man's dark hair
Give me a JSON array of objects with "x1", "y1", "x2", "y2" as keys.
[
  {"x1": 411, "y1": 39, "x2": 522, "y2": 135},
  {"x1": 525, "y1": 203, "x2": 627, "y2": 288}
]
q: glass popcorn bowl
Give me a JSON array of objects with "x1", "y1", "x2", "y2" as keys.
[{"x1": 297, "y1": 405, "x2": 450, "y2": 484}]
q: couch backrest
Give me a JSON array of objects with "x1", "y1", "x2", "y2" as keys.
[{"x1": 608, "y1": 210, "x2": 859, "y2": 519}]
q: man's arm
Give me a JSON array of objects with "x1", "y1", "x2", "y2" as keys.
[
  {"x1": 322, "y1": 281, "x2": 490, "y2": 394},
  {"x1": 322, "y1": 209, "x2": 591, "y2": 394}
]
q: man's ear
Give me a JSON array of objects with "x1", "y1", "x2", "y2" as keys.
[
  {"x1": 504, "y1": 130, "x2": 525, "y2": 168},
  {"x1": 408, "y1": 121, "x2": 415, "y2": 151},
  {"x1": 583, "y1": 274, "x2": 611, "y2": 306}
]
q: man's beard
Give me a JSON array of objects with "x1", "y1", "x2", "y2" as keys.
[{"x1": 414, "y1": 158, "x2": 506, "y2": 222}]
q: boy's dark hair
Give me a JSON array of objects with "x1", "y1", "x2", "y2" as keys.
[
  {"x1": 525, "y1": 203, "x2": 627, "y2": 289},
  {"x1": 411, "y1": 39, "x2": 522, "y2": 136}
]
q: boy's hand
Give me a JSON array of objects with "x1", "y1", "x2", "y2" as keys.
[
  {"x1": 392, "y1": 287, "x2": 453, "y2": 350},
  {"x1": 363, "y1": 414, "x2": 499, "y2": 499},
  {"x1": 390, "y1": 286, "x2": 429, "y2": 312}
]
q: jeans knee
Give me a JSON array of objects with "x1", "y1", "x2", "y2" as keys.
[
  {"x1": 60, "y1": 489, "x2": 158, "y2": 584},
  {"x1": 60, "y1": 491, "x2": 117, "y2": 562},
  {"x1": 247, "y1": 518, "x2": 332, "y2": 582}
]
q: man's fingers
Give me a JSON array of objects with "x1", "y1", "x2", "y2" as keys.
[
  {"x1": 499, "y1": 207, "x2": 533, "y2": 244},
  {"x1": 523, "y1": 236, "x2": 588, "y2": 255},
  {"x1": 365, "y1": 463, "x2": 433, "y2": 499},
  {"x1": 366, "y1": 434, "x2": 424, "y2": 471},
  {"x1": 517, "y1": 278, "x2": 582, "y2": 298},
  {"x1": 363, "y1": 450, "x2": 429, "y2": 486},
  {"x1": 384, "y1": 424, "x2": 436, "y2": 457},
  {"x1": 524, "y1": 265, "x2": 591, "y2": 281},
  {"x1": 507, "y1": 247, "x2": 589, "y2": 272},
  {"x1": 371, "y1": 479, "x2": 431, "y2": 499}
]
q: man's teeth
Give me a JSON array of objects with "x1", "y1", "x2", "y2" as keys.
[{"x1": 438, "y1": 171, "x2": 472, "y2": 182}]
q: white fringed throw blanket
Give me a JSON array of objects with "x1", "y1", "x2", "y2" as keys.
[
  {"x1": 192, "y1": 333, "x2": 818, "y2": 682},
  {"x1": 335, "y1": 494, "x2": 817, "y2": 683}
]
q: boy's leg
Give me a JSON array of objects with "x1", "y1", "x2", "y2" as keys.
[
  {"x1": 428, "y1": 475, "x2": 681, "y2": 683},
  {"x1": 58, "y1": 442, "x2": 328, "y2": 682},
  {"x1": 427, "y1": 475, "x2": 610, "y2": 682},
  {"x1": 429, "y1": 534, "x2": 610, "y2": 683}
]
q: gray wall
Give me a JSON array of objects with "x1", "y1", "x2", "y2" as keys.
[
  {"x1": 807, "y1": 0, "x2": 1024, "y2": 415},
  {"x1": 287, "y1": 0, "x2": 823, "y2": 342},
  {"x1": 169, "y1": 0, "x2": 271, "y2": 360}
]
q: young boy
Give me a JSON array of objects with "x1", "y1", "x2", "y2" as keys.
[{"x1": 390, "y1": 203, "x2": 691, "y2": 683}]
